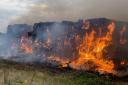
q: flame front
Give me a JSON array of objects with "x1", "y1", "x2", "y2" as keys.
[
  {"x1": 48, "y1": 55, "x2": 69, "y2": 68},
  {"x1": 8, "y1": 21, "x2": 128, "y2": 75},
  {"x1": 70, "y1": 22, "x2": 115, "y2": 73},
  {"x1": 47, "y1": 22, "x2": 116, "y2": 74}
]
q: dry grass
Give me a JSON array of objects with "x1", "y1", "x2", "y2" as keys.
[{"x1": 0, "y1": 60, "x2": 127, "y2": 85}]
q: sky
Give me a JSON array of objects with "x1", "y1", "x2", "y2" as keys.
[{"x1": 0, "y1": 0, "x2": 128, "y2": 32}]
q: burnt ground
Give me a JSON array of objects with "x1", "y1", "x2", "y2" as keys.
[{"x1": 0, "y1": 59, "x2": 127, "y2": 85}]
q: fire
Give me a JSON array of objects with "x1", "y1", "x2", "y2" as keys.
[
  {"x1": 70, "y1": 22, "x2": 115, "y2": 74},
  {"x1": 20, "y1": 36, "x2": 33, "y2": 54},
  {"x1": 48, "y1": 22, "x2": 116, "y2": 74},
  {"x1": 46, "y1": 29, "x2": 52, "y2": 46},
  {"x1": 48, "y1": 55, "x2": 70, "y2": 68},
  {"x1": 120, "y1": 61, "x2": 125, "y2": 66},
  {"x1": 8, "y1": 20, "x2": 128, "y2": 76},
  {"x1": 120, "y1": 25, "x2": 127, "y2": 45}
]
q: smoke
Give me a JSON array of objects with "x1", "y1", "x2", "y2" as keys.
[
  {"x1": 50, "y1": 23, "x2": 65, "y2": 40},
  {"x1": 13, "y1": 0, "x2": 128, "y2": 23},
  {"x1": 0, "y1": 0, "x2": 128, "y2": 72},
  {"x1": 1, "y1": 0, "x2": 128, "y2": 33},
  {"x1": 0, "y1": 21, "x2": 68, "y2": 65}
]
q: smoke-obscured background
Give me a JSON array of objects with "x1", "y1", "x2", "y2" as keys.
[{"x1": 0, "y1": 0, "x2": 128, "y2": 32}]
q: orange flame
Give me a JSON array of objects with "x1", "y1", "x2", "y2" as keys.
[
  {"x1": 44, "y1": 22, "x2": 128, "y2": 75},
  {"x1": 48, "y1": 56, "x2": 69, "y2": 68},
  {"x1": 120, "y1": 61, "x2": 125, "y2": 66},
  {"x1": 20, "y1": 36, "x2": 33, "y2": 54},
  {"x1": 70, "y1": 22, "x2": 115, "y2": 74},
  {"x1": 120, "y1": 25, "x2": 127, "y2": 45},
  {"x1": 46, "y1": 29, "x2": 52, "y2": 46}
]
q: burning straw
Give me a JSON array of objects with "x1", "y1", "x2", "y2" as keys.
[{"x1": 0, "y1": 20, "x2": 128, "y2": 77}]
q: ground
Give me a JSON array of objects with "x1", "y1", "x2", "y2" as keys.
[{"x1": 0, "y1": 60, "x2": 127, "y2": 85}]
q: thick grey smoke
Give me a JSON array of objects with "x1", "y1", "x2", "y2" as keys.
[
  {"x1": 12, "y1": 0, "x2": 128, "y2": 23},
  {"x1": 0, "y1": 22, "x2": 68, "y2": 64},
  {"x1": 0, "y1": 0, "x2": 128, "y2": 32}
]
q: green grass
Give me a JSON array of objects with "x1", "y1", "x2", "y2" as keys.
[{"x1": 0, "y1": 60, "x2": 127, "y2": 85}]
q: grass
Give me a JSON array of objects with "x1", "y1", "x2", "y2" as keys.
[{"x1": 0, "y1": 60, "x2": 127, "y2": 85}]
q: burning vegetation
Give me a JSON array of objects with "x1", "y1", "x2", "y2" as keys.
[
  {"x1": 70, "y1": 22, "x2": 115, "y2": 74},
  {"x1": 0, "y1": 18, "x2": 128, "y2": 77}
]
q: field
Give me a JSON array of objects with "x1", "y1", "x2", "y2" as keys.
[{"x1": 0, "y1": 60, "x2": 127, "y2": 85}]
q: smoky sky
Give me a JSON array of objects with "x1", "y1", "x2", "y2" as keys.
[{"x1": 0, "y1": 0, "x2": 128, "y2": 32}]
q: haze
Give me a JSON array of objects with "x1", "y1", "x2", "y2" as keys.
[{"x1": 0, "y1": 0, "x2": 128, "y2": 32}]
